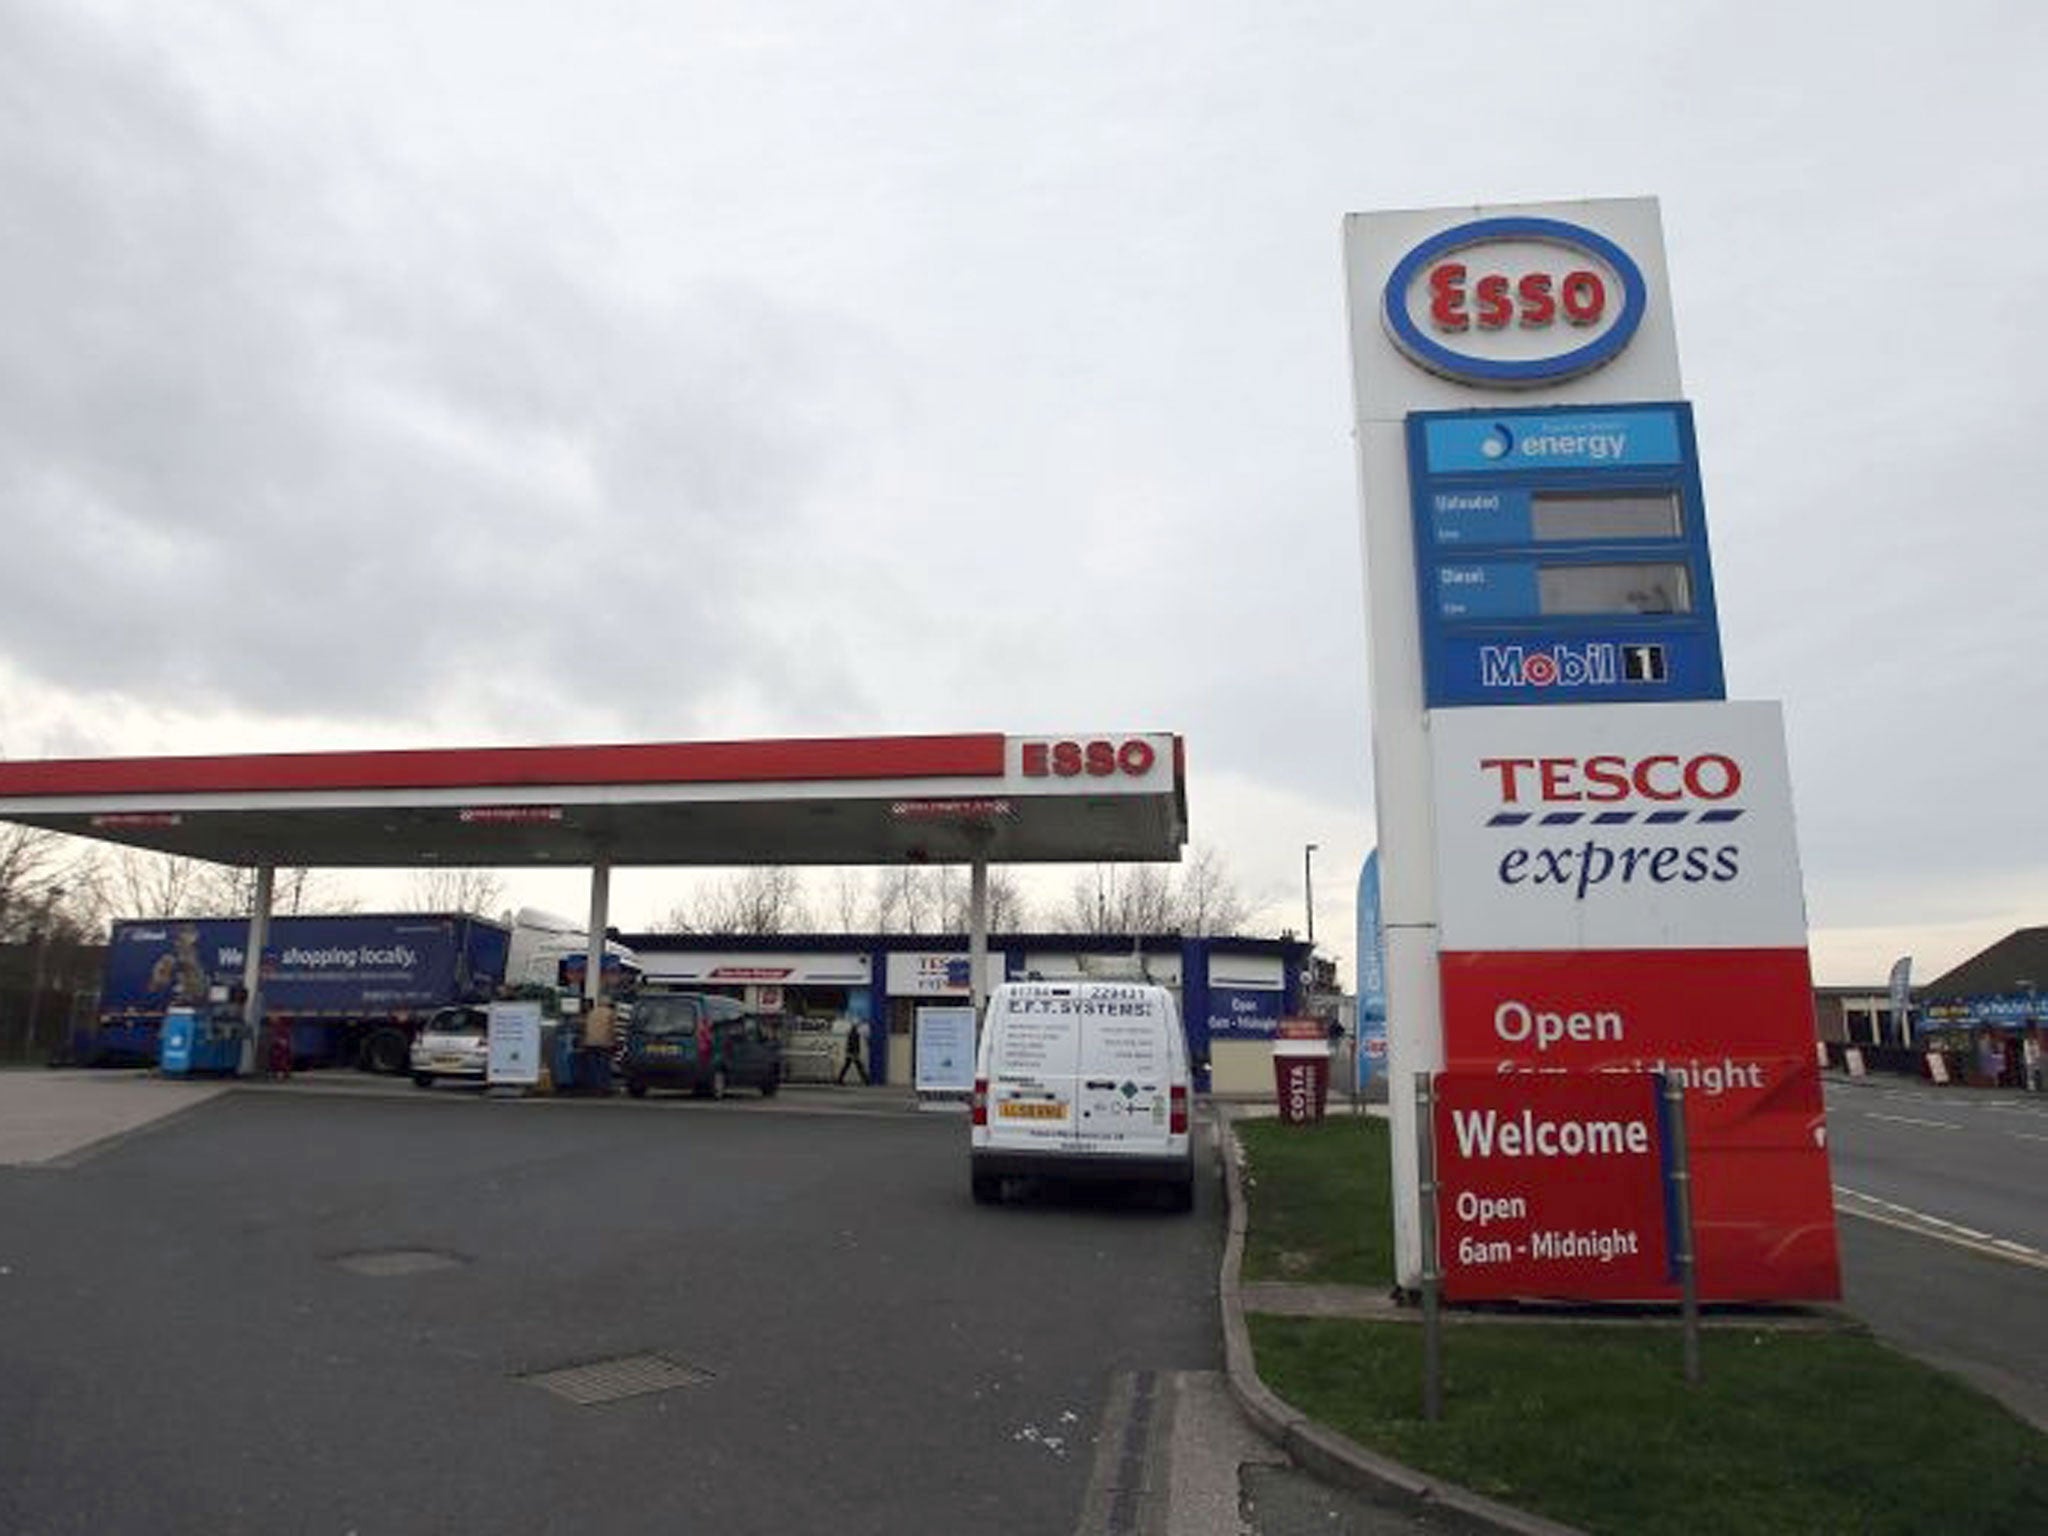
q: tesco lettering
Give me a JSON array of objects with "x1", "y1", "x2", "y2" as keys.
[
  {"x1": 1481, "y1": 753, "x2": 1741, "y2": 803},
  {"x1": 1022, "y1": 738, "x2": 1157, "y2": 779},
  {"x1": 1429, "y1": 264, "x2": 1607, "y2": 332}
]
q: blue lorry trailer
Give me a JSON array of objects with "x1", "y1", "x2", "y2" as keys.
[{"x1": 87, "y1": 913, "x2": 513, "y2": 1074}]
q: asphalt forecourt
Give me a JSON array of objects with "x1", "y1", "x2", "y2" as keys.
[
  {"x1": 0, "y1": 1084, "x2": 1224, "y2": 1535},
  {"x1": 1226, "y1": 1115, "x2": 2048, "y2": 1536}
]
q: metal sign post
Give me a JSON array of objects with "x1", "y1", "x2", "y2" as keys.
[
  {"x1": 1663, "y1": 1076, "x2": 1701, "y2": 1385},
  {"x1": 1414, "y1": 1072, "x2": 1443, "y2": 1421}
]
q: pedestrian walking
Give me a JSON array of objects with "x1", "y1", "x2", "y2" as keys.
[{"x1": 837, "y1": 1018, "x2": 869, "y2": 1085}]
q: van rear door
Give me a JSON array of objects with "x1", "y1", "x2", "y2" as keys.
[
  {"x1": 1073, "y1": 987, "x2": 1178, "y2": 1155},
  {"x1": 983, "y1": 985, "x2": 1084, "y2": 1147}
]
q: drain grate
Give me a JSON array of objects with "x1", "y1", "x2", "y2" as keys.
[
  {"x1": 333, "y1": 1248, "x2": 465, "y2": 1277},
  {"x1": 522, "y1": 1353, "x2": 715, "y2": 1406}
]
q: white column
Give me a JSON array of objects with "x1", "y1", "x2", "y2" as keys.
[
  {"x1": 585, "y1": 862, "x2": 611, "y2": 1007},
  {"x1": 240, "y1": 866, "x2": 275, "y2": 1075},
  {"x1": 968, "y1": 856, "x2": 990, "y2": 1025}
]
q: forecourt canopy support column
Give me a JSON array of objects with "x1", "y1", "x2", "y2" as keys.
[
  {"x1": 240, "y1": 864, "x2": 275, "y2": 1072},
  {"x1": 586, "y1": 861, "x2": 611, "y2": 1012}
]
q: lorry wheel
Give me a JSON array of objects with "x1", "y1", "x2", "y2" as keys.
[
  {"x1": 1162, "y1": 1181, "x2": 1194, "y2": 1214},
  {"x1": 363, "y1": 1029, "x2": 410, "y2": 1075},
  {"x1": 971, "y1": 1174, "x2": 1002, "y2": 1206},
  {"x1": 627, "y1": 1079, "x2": 648, "y2": 1098}
]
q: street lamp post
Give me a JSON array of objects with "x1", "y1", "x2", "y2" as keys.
[{"x1": 1304, "y1": 843, "x2": 1318, "y2": 949}]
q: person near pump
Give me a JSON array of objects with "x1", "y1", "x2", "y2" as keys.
[
  {"x1": 837, "y1": 1018, "x2": 868, "y2": 1085},
  {"x1": 266, "y1": 1016, "x2": 292, "y2": 1081}
]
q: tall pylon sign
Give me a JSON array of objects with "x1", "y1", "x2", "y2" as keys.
[{"x1": 1343, "y1": 199, "x2": 1840, "y2": 1302}]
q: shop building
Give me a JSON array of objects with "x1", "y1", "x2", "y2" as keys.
[{"x1": 618, "y1": 930, "x2": 1311, "y2": 1093}]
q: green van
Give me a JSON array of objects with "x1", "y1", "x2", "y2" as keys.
[{"x1": 624, "y1": 992, "x2": 782, "y2": 1099}]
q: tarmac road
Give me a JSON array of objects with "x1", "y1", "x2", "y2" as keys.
[{"x1": 0, "y1": 1084, "x2": 1228, "y2": 1535}]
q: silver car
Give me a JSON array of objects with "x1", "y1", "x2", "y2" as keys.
[{"x1": 410, "y1": 1006, "x2": 490, "y2": 1087}]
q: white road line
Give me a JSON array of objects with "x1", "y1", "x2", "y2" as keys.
[
  {"x1": 1864, "y1": 1112, "x2": 1961, "y2": 1130},
  {"x1": 2010, "y1": 1132, "x2": 2048, "y2": 1144},
  {"x1": 1833, "y1": 1185, "x2": 2048, "y2": 1272}
]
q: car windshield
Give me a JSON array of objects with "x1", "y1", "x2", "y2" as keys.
[
  {"x1": 429, "y1": 1012, "x2": 486, "y2": 1037},
  {"x1": 634, "y1": 997, "x2": 698, "y2": 1038}
]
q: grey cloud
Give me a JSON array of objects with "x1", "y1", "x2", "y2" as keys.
[{"x1": 0, "y1": 7, "x2": 880, "y2": 740}]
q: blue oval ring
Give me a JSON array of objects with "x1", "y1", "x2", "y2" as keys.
[{"x1": 1382, "y1": 217, "x2": 1647, "y2": 386}]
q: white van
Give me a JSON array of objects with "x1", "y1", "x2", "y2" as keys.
[{"x1": 969, "y1": 981, "x2": 1195, "y2": 1211}]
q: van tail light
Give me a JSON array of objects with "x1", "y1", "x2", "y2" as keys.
[
  {"x1": 1170, "y1": 1085, "x2": 1189, "y2": 1135},
  {"x1": 971, "y1": 1077, "x2": 989, "y2": 1127}
]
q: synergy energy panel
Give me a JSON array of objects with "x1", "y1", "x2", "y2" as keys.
[{"x1": 1408, "y1": 403, "x2": 1725, "y2": 709}]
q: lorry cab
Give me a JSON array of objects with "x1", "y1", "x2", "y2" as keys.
[{"x1": 969, "y1": 980, "x2": 1194, "y2": 1211}]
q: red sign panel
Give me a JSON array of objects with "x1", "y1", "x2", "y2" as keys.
[
  {"x1": 1439, "y1": 948, "x2": 1840, "y2": 1302},
  {"x1": 1434, "y1": 1070, "x2": 1671, "y2": 1301}
]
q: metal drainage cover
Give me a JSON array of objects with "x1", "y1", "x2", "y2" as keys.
[
  {"x1": 523, "y1": 1354, "x2": 715, "y2": 1406},
  {"x1": 333, "y1": 1249, "x2": 466, "y2": 1277}
]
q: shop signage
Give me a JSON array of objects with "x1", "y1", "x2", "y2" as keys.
[
  {"x1": 486, "y1": 1001, "x2": 543, "y2": 1087},
  {"x1": 1018, "y1": 737, "x2": 1159, "y2": 779},
  {"x1": 1439, "y1": 948, "x2": 1839, "y2": 1301},
  {"x1": 1207, "y1": 985, "x2": 1283, "y2": 1040},
  {"x1": 1434, "y1": 1070, "x2": 1671, "y2": 1301},
  {"x1": 1382, "y1": 217, "x2": 1648, "y2": 387},
  {"x1": 1430, "y1": 702, "x2": 1807, "y2": 951}
]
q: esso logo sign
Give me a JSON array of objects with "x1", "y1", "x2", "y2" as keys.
[
  {"x1": 1383, "y1": 217, "x2": 1646, "y2": 388},
  {"x1": 1021, "y1": 738, "x2": 1158, "y2": 779},
  {"x1": 1480, "y1": 753, "x2": 1742, "y2": 805}
]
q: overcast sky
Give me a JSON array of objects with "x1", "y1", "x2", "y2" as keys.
[{"x1": 3, "y1": 1, "x2": 2042, "y2": 984}]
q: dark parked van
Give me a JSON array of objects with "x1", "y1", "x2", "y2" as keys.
[{"x1": 624, "y1": 992, "x2": 781, "y2": 1099}]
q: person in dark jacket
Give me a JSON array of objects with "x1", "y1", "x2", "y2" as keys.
[{"x1": 836, "y1": 1019, "x2": 868, "y2": 1085}]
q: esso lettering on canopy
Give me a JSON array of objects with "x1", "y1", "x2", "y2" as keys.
[
  {"x1": 1479, "y1": 753, "x2": 1743, "y2": 804},
  {"x1": 1020, "y1": 738, "x2": 1159, "y2": 779}
]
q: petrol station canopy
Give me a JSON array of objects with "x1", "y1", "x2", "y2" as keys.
[{"x1": 0, "y1": 732, "x2": 1188, "y2": 870}]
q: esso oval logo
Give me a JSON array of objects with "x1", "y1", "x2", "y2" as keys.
[
  {"x1": 1382, "y1": 217, "x2": 1646, "y2": 388},
  {"x1": 1021, "y1": 738, "x2": 1158, "y2": 779}
]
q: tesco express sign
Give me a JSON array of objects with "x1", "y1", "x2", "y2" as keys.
[{"x1": 1383, "y1": 217, "x2": 1647, "y2": 387}]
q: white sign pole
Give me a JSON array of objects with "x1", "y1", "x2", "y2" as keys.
[{"x1": 1343, "y1": 199, "x2": 1683, "y2": 1288}]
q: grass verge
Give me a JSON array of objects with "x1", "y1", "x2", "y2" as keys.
[{"x1": 1236, "y1": 1114, "x2": 2048, "y2": 1535}]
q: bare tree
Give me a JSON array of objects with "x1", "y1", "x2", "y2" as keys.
[
  {"x1": 1175, "y1": 845, "x2": 1251, "y2": 937},
  {"x1": 1049, "y1": 846, "x2": 1248, "y2": 936},
  {"x1": 868, "y1": 867, "x2": 938, "y2": 934},
  {"x1": 932, "y1": 866, "x2": 1032, "y2": 932},
  {"x1": 407, "y1": 867, "x2": 507, "y2": 915},
  {"x1": 0, "y1": 824, "x2": 62, "y2": 941},
  {"x1": 826, "y1": 868, "x2": 868, "y2": 932},
  {"x1": 668, "y1": 867, "x2": 810, "y2": 935}
]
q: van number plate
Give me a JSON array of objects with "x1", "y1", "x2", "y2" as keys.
[{"x1": 998, "y1": 1101, "x2": 1065, "y2": 1120}]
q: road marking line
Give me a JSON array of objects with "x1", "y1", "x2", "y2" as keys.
[
  {"x1": 2010, "y1": 1132, "x2": 2048, "y2": 1144},
  {"x1": 1833, "y1": 1185, "x2": 2048, "y2": 1272},
  {"x1": 1865, "y1": 1113, "x2": 1961, "y2": 1130}
]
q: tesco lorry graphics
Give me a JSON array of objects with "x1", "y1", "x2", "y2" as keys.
[{"x1": 92, "y1": 913, "x2": 514, "y2": 1074}]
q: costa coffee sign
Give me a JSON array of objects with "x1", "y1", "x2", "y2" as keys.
[{"x1": 1382, "y1": 216, "x2": 1647, "y2": 388}]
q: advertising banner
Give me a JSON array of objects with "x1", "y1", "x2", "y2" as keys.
[
  {"x1": 1440, "y1": 947, "x2": 1839, "y2": 1301},
  {"x1": 1430, "y1": 701, "x2": 1807, "y2": 952},
  {"x1": 1434, "y1": 1070, "x2": 1672, "y2": 1301},
  {"x1": 914, "y1": 1006, "x2": 977, "y2": 1094},
  {"x1": 487, "y1": 1001, "x2": 543, "y2": 1087},
  {"x1": 1207, "y1": 985, "x2": 1284, "y2": 1040}
]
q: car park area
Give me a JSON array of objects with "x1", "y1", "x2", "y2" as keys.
[{"x1": 0, "y1": 1077, "x2": 1222, "y2": 1535}]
